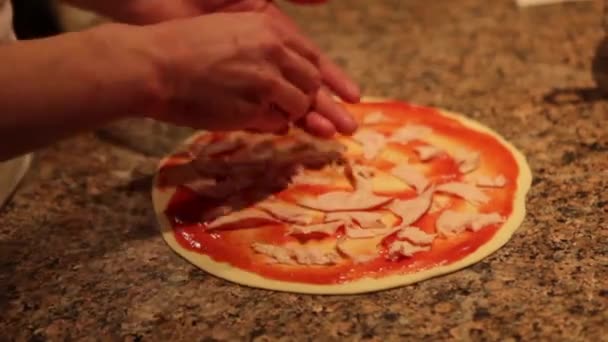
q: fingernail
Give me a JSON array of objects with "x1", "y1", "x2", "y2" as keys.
[
  {"x1": 344, "y1": 119, "x2": 358, "y2": 135},
  {"x1": 338, "y1": 107, "x2": 358, "y2": 135},
  {"x1": 348, "y1": 83, "x2": 361, "y2": 100}
]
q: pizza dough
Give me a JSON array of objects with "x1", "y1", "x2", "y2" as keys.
[
  {"x1": 0, "y1": 154, "x2": 32, "y2": 208},
  {"x1": 152, "y1": 97, "x2": 532, "y2": 294}
]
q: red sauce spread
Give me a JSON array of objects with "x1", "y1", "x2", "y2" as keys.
[{"x1": 160, "y1": 102, "x2": 519, "y2": 285}]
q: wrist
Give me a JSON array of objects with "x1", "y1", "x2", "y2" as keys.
[
  {"x1": 118, "y1": 0, "x2": 193, "y2": 25},
  {"x1": 83, "y1": 23, "x2": 170, "y2": 120}
]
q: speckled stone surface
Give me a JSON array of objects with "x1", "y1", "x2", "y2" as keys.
[{"x1": 1, "y1": 0, "x2": 607, "y2": 340}]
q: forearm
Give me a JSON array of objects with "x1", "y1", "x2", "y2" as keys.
[
  {"x1": 60, "y1": 0, "x2": 271, "y2": 25},
  {"x1": 61, "y1": 0, "x2": 194, "y2": 25},
  {"x1": 0, "y1": 24, "x2": 162, "y2": 161}
]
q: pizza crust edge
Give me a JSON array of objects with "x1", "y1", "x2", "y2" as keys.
[{"x1": 151, "y1": 96, "x2": 532, "y2": 295}]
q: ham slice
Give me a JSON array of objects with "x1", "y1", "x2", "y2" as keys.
[
  {"x1": 290, "y1": 168, "x2": 333, "y2": 186},
  {"x1": 251, "y1": 243, "x2": 296, "y2": 265},
  {"x1": 390, "y1": 164, "x2": 429, "y2": 193},
  {"x1": 352, "y1": 129, "x2": 387, "y2": 160},
  {"x1": 475, "y1": 174, "x2": 507, "y2": 188},
  {"x1": 185, "y1": 176, "x2": 255, "y2": 199},
  {"x1": 257, "y1": 201, "x2": 316, "y2": 225},
  {"x1": 429, "y1": 194, "x2": 452, "y2": 213},
  {"x1": 348, "y1": 163, "x2": 376, "y2": 191},
  {"x1": 288, "y1": 221, "x2": 343, "y2": 235},
  {"x1": 184, "y1": 177, "x2": 217, "y2": 193},
  {"x1": 350, "y1": 254, "x2": 378, "y2": 264},
  {"x1": 197, "y1": 137, "x2": 245, "y2": 158},
  {"x1": 387, "y1": 187, "x2": 434, "y2": 226},
  {"x1": 436, "y1": 210, "x2": 504, "y2": 236},
  {"x1": 298, "y1": 163, "x2": 392, "y2": 211},
  {"x1": 388, "y1": 240, "x2": 430, "y2": 257},
  {"x1": 336, "y1": 239, "x2": 379, "y2": 264},
  {"x1": 325, "y1": 211, "x2": 385, "y2": 229},
  {"x1": 389, "y1": 125, "x2": 432, "y2": 143},
  {"x1": 453, "y1": 149, "x2": 480, "y2": 174},
  {"x1": 297, "y1": 191, "x2": 392, "y2": 212},
  {"x1": 436, "y1": 182, "x2": 489, "y2": 205},
  {"x1": 252, "y1": 243, "x2": 341, "y2": 265},
  {"x1": 292, "y1": 130, "x2": 347, "y2": 155},
  {"x1": 363, "y1": 111, "x2": 390, "y2": 124},
  {"x1": 397, "y1": 226, "x2": 436, "y2": 245},
  {"x1": 344, "y1": 226, "x2": 400, "y2": 239},
  {"x1": 414, "y1": 145, "x2": 443, "y2": 161},
  {"x1": 206, "y1": 208, "x2": 277, "y2": 230}
]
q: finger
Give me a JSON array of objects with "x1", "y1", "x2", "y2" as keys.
[
  {"x1": 248, "y1": 105, "x2": 289, "y2": 133},
  {"x1": 266, "y1": 74, "x2": 311, "y2": 121},
  {"x1": 266, "y1": 8, "x2": 320, "y2": 67},
  {"x1": 279, "y1": 47, "x2": 322, "y2": 94},
  {"x1": 267, "y1": 5, "x2": 361, "y2": 102},
  {"x1": 211, "y1": 0, "x2": 269, "y2": 12},
  {"x1": 319, "y1": 57, "x2": 361, "y2": 103},
  {"x1": 313, "y1": 89, "x2": 358, "y2": 135},
  {"x1": 300, "y1": 112, "x2": 336, "y2": 138}
]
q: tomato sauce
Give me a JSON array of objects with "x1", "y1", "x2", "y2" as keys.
[{"x1": 162, "y1": 101, "x2": 519, "y2": 285}]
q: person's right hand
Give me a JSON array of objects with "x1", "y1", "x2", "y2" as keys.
[{"x1": 137, "y1": 12, "x2": 355, "y2": 136}]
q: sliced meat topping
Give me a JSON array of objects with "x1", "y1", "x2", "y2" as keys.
[
  {"x1": 290, "y1": 167, "x2": 333, "y2": 186},
  {"x1": 298, "y1": 163, "x2": 393, "y2": 211},
  {"x1": 207, "y1": 208, "x2": 277, "y2": 230},
  {"x1": 388, "y1": 240, "x2": 431, "y2": 258},
  {"x1": 363, "y1": 111, "x2": 390, "y2": 124},
  {"x1": 436, "y1": 210, "x2": 504, "y2": 237},
  {"x1": 257, "y1": 201, "x2": 317, "y2": 225},
  {"x1": 325, "y1": 211, "x2": 385, "y2": 229},
  {"x1": 397, "y1": 226, "x2": 436, "y2": 245},
  {"x1": 252, "y1": 243, "x2": 341, "y2": 265},
  {"x1": 414, "y1": 145, "x2": 443, "y2": 161},
  {"x1": 348, "y1": 163, "x2": 376, "y2": 192},
  {"x1": 453, "y1": 149, "x2": 480, "y2": 174},
  {"x1": 345, "y1": 226, "x2": 400, "y2": 239},
  {"x1": 475, "y1": 174, "x2": 507, "y2": 188},
  {"x1": 436, "y1": 182, "x2": 489, "y2": 205},
  {"x1": 390, "y1": 164, "x2": 429, "y2": 193},
  {"x1": 352, "y1": 129, "x2": 387, "y2": 160},
  {"x1": 199, "y1": 137, "x2": 246, "y2": 158},
  {"x1": 387, "y1": 187, "x2": 434, "y2": 226},
  {"x1": 183, "y1": 177, "x2": 217, "y2": 193},
  {"x1": 389, "y1": 125, "x2": 433, "y2": 144},
  {"x1": 336, "y1": 239, "x2": 379, "y2": 264},
  {"x1": 291, "y1": 129, "x2": 347, "y2": 155},
  {"x1": 251, "y1": 243, "x2": 296, "y2": 265},
  {"x1": 185, "y1": 176, "x2": 255, "y2": 199},
  {"x1": 297, "y1": 191, "x2": 392, "y2": 212},
  {"x1": 350, "y1": 254, "x2": 378, "y2": 264},
  {"x1": 288, "y1": 221, "x2": 343, "y2": 235},
  {"x1": 429, "y1": 194, "x2": 452, "y2": 213}
]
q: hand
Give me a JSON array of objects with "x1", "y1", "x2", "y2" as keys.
[
  {"x1": 117, "y1": 0, "x2": 360, "y2": 137},
  {"x1": 262, "y1": 4, "x2": 360, "y2": 136},
  {"x1": 131, "y1": 1, "x2": 360, "y2": 99},
  {"x1": 141, "y1": 12, "x2": 325, "y2": 134},
  {"x1": 119, "y1": 0, "x2": 322, "y2": 23}
]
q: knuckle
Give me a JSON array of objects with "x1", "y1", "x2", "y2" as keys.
[
  {"x1": 260, "y1": 11, "x2": 276, "y2": 27},
  {"x1": 310, "y1": 70, "x2": 322, "y2": 89},
  {"x1": 260, "y1": 74, "x2": 280, "y2": 94},
  {"x1": 309, "y1": 51, "x2": 321, "y2": 66},
  {"x1": 258, "y1": 34, "x2": 282, "y2": 58}
]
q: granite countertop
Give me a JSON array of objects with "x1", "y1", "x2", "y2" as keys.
[{"x1": 1, "y1": 0, "x2": 607, "y2": 340}]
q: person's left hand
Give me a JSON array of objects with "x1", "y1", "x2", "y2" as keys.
[{"x1": 122, "y1": 0, "x2": 360, "y2": 137}]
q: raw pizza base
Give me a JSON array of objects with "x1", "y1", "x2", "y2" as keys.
[{"x1": 152, "y1": 97, "x2": 532, "y2": 295}]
